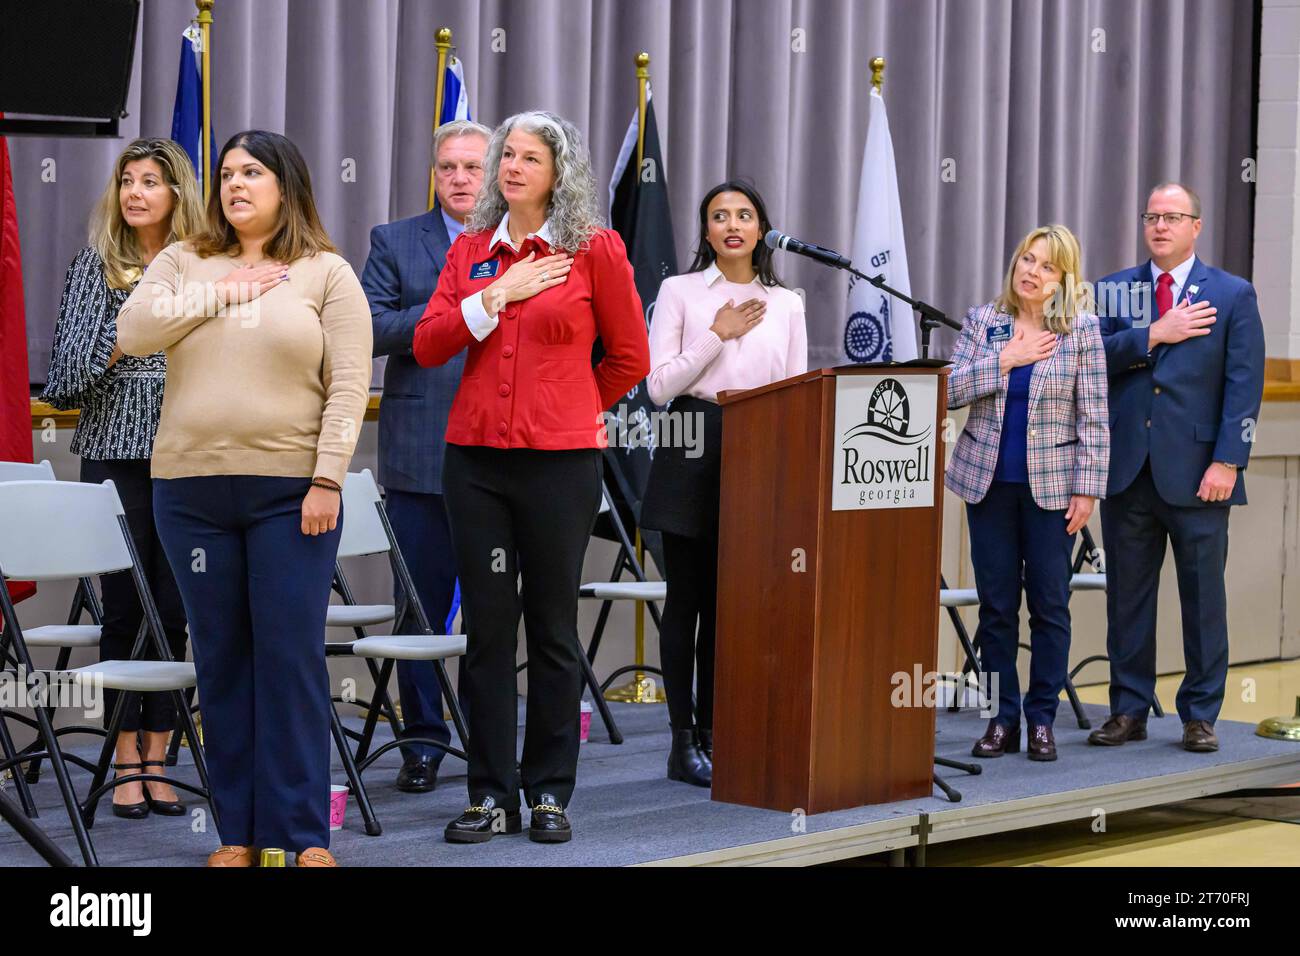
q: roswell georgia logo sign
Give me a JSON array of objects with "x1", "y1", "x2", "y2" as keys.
[{"x1": 832, "y1": 374, "x2": 937, "y2": 511}]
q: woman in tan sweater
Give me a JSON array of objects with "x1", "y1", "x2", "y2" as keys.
[{"x1": 117, "y1": 130, "x2": 371, "y2": 868}]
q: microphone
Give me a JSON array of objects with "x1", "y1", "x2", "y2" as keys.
[{"x1": 764, "y1": 229, "x2": 852, "y2": 269}]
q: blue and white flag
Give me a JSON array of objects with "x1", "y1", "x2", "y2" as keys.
[
  {"x1": 170, "y1": 25, "x2": 214, "y2": 181},
  {"x1": 440, "y1": 56, "x2": 471, "y2": 124},
  {"x1": 843, "y1": 87, "x2": 916, "y2": 363}
]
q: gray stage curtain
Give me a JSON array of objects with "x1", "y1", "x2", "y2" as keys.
[{"x1": 13, "y1": 0, "x2": 1256, "y2": 380}]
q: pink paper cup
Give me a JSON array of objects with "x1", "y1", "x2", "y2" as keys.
[
  {"x1": 329, "y1": 785, "x2": 349, "y2": 831},
  {"x1": 580, "y1": 700, "x2": 593, "y2": 743}
]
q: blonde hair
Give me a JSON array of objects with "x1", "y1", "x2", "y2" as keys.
[
  {"x1": 89, "y1": 138, "x2": 204, "y2": 290},
  {"x1": 995, "y1": 224, "x2": 1093, "y2": 334}
]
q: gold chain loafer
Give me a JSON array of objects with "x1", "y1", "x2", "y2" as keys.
[
  {"x1": 445, "y1": 795, "x2": 523, "y2": 844},
  {"x1": 528, "y1": 793, "x2": 572, "y2": 843}
]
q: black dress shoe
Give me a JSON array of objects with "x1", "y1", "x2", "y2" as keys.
[
  {"x1": 697, "y1": 727, "x2": 713, "y2": 760},
  {"x1": 444, "y1": 795, "x2": 522, "y2": 844},
  {"x1": 141, "y1": 760, "x2": 186, "y2": 815},
  {"x1": 1087, "y1": 713, "x2": 1148, "y2": 746},
  {"x1": 528, "y1": 793, "x2": 572, "y2": 843},
  {"x1": 971, "y1": 720, "x2": 1020, "y2": 757},
  {"x1": 1026, "y1": 723, "x2": 1057, "y2": 762},
  {"x1": 110, "y1": 762, "x2": 149, "y2": 820},
  {"x1": 667, "y1": 728, "x2": 712, "y2": 787},
  {"x1": 1182, "y1": 719, "x2": 1219, "y2": 752},
  {"x1": 396, "y1": 755, "x2": 439, "y2": 793}
]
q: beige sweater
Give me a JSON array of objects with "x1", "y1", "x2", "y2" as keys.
[{"x1": 117, "y1": 242, "x2": 372, "y2": 487}]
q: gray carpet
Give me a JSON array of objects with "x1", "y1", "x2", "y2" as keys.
[{"x1": 1, "y1": 700, "x2": 1296, "y2": 866}]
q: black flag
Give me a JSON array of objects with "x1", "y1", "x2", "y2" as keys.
[{"x1": 601, "y1": 94, "x2": 676, "y2": 574}]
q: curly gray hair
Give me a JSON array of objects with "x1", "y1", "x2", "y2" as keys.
[{"x1": 467, "y1": 110, "x2": 603, "y2": 253}]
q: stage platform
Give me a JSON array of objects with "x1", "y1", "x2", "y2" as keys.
[{"x1": 1, "y1": 700, "x2": 1297, "y2": 867}]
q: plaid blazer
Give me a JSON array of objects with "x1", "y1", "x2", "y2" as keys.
[{"x1": 946, "y1": 303, "x2": 1110, "y2": 511}]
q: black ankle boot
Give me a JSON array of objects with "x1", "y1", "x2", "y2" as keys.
[
  {"x1": 667, "y1": 728, "x2": 712, "y2": 787},
  {"x1": 697, "y1": 727, "x2": 712, "y2": 760}
]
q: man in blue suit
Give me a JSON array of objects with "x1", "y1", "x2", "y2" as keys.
[
  {"x1": 1091, "y1": 182, "x2": 1265, "y2": 752},
  {"x1": 360, "y1": 120, "x2": 491, "y2": 791}
]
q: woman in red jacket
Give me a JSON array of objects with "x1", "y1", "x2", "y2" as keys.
[{"x1": 414, "y1": 110, "x2": 648, "y2": 845}]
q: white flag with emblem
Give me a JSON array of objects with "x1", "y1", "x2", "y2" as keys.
[{"x1": 843, "y1": 87, "x2": 916, "y2": 363}]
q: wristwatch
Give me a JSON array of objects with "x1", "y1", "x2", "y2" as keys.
[{"x1": 1215, "y1": 461, "x2": 1238, "y2": 470}]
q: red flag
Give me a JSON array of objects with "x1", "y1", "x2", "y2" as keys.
[{"x1": 0, "y1": 113, "x2": 36, "y2": 604}]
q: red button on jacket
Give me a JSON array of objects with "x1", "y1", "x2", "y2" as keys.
[{"x1": 413, "y1": 227, "x2": 649, "y2": 450}]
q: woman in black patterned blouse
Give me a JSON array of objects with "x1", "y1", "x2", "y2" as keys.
[{"x1": 42, "y1": 138, "x2": 204, "y2": 819}]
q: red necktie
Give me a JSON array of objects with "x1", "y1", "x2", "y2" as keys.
[{"x1": 1156, "y1": 272, "x2": 1174, "y2": 317}]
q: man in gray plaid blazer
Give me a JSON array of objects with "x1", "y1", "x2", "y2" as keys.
[
  {"x1": 360, "y1": 121, "x2": 490, "y2": 791},
  {"x1": 945, "y1": 226, "x2": 1109, "y2": 762}
]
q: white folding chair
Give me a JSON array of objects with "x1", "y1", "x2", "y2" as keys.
[
  {"x1": 324, "y1": 469, "x2": 468, "y2": 836},
  {"x1": 0, "y1": 461, "x2": 108, "y2": 798},
  {"x1": 0, "y1": 459, "x2": 56, "y2": 482},
  {"x1": 0, "y1": 479, "x2": 214, "y2": 866}
]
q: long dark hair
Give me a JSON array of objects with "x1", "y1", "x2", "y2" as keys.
[
  {"x1": 191, "y1": 129, "x2": 337, "y2": 261},
  {"x1": 687, "y1": 180, "x2": 783, "y2": 287}
]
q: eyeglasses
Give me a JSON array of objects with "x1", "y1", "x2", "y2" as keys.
[{"x1": 1140, "y1": 212, "x2": 1199, "y2": 226}]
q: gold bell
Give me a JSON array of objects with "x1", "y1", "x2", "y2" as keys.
[
  {"x1": 259, "y1": 848, "x2": 287, "y2": 867},
  {"x1": 1256, "y1": 696, "x2": 1300, "y2": 742}
]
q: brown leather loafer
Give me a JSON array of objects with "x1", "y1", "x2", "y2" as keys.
[
  {"x1": 1182, "y1": 719, "x2": 1219, "y2": 753},
  {"x1": 971, "y1": 720, "x2": 1020, "y2": 757},
  {"x1": 1027, "y1": 723, "x2": 1057, "y2": 761},
  {"x1": 296, "y1": 847, "x2": 338, "y2": 867},
  {"x1": 1087, "y1": 713, "x2": 1148, "y2": 746},
  {"x1": 206, "y1": 845, "x2": 256, "y2": 867}
]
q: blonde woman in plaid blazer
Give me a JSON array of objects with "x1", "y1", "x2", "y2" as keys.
[{"x1": 947, "y1": 225, "x2": 1109, "y2": 762}]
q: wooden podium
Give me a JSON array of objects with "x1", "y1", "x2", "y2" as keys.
[{"x1": 712, "y1": 365, "x2": 950, "y2": 813}]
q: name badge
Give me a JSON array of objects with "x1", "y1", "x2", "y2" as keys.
[
  {"x1": 987, "y1": 323, "x2": 1012, "y2": 343},
  {"x1": 469, "y1": 260, "x2": 499, "y2": 280}
]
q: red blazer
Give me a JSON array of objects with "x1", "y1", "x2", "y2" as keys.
[{"x1": 413, "y1": 226, "x2": 649, "y2": 450}]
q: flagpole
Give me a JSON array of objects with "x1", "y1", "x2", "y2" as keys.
[
  {"x1": 197, "y1": 0, "x2": 214, "y2": 203},
  {"x1": 604, "y1": 51, "x2": 665, "y2": 707},
  {"x1": 871, "y1": 55, "x2": 884, "y2": 93},
  {"x1": 428, "y1": 27, "x2": 452, "y2": 211}
]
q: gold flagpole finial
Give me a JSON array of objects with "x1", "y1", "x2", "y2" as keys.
[
  {"x1": 870, "y1": 56, "x2": 885, "y2": 94},
  {"x1": 429, "y1": 28, "x2": 454, "y2": 210},
  {"x1": 635, "y1": 53, "x2": 650, "y2": 170}
]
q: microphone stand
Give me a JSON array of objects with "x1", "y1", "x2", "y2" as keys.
[
  {"x1": 844, "y1": 264, "x2": 962, "y2": 361},
  {"x1": 844, "y1": 260, "x2": 980, "y2": 800}
]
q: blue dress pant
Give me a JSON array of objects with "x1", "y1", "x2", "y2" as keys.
[
  {"x1": 1100, "y1": 463, "x2": 1231, "y2": 723},
  {"x1": 966, "y1": 481, "x2": 1076, "y2": 726},
  {"x1": 384, "y1": 489, "x2": 456, "y2": 762},
  {"x1": 153, "y1": 475, "x2": 341, "y2": 853}
]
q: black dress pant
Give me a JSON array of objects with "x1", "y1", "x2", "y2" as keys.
[
  {"x1": 80, "y1": 457, "x2": 188, "y2": 733},
  {"x1": 442, "y1": 444, "x2": 602, "y2": 810},
  {"x1": 659, "y1": 532, "x2": 718, "y2": 731}
]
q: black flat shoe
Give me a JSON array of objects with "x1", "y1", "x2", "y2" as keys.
[
  {"x1": 110, "y1": 762, "x2": 149, "y2": 820},
  {"x1": 444, "y1": 795, "x2": 522, "y2": 844},
  {"x1": 141, "y1": 760, "x2": 186, "y2": 815},
  {"x1": 528, "y1": 793, "x2": 572, "y2": 843},
  {"x1": 395, "y1": 755, "x2": 439, "y2": 793},
  {"x1": 667, "y1": 728, "x2": 712, "y2": 787}
]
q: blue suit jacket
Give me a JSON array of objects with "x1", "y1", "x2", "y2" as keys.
[
  {"x1": 1095, "y1": 256, "x2": 1264, "y2": 507},
  {"x1": 361, "y1": 207, "x2": 467, "y2": 495}
]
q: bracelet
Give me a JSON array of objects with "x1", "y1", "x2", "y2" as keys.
[{"x1": 310, "y1": 479, "x2": 341, "y2": 493}]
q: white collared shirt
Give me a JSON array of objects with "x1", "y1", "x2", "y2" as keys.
[
  {"x1": 1150, "y1": 253, "x2": 1196, "y2": 305},
  {"x1": 461, "y1": 213, "x2": 557, "y2": 340}
]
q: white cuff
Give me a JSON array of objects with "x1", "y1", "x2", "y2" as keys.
[{"x1": 461, "y1": 291, "x2": 499, "y2": 342}]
